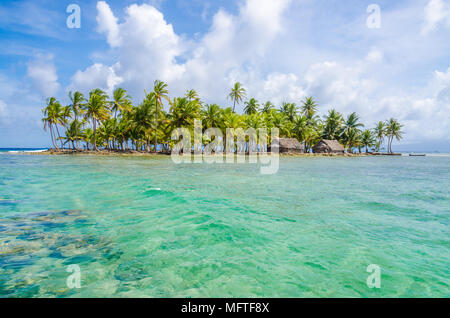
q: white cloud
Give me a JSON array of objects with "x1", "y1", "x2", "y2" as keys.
[
  {"x1": 97, "y1": 1, "x2": 121, "y2": 47},
  {"x1": 431, "y1": 67, "x2": 450, "y2": 124},
  {"x1": 91, "y1": 1, "x2": 186, "y2": 96},
  {"x1": 169, "y1": 0, "x2": 293, "y2": 105},
  {"x1": 262, "y1": 73, "x2": 306, "y2": 105},
  {"x1": 26, "y1": 56, "x2": 60, "y2": 97},
  {"x1": 422, "y1": 0, "x2": 450, "y2": 35},
  {"x1": 72, "y1": 0, "x2": 293, "y2": 103},
  {"x1": 365, "y1": 49, "x2": 384, "y2": 63},
  {"x1": 303, "y1": 60, "x2": 377, "y2": 116},
  {"x1": 69, "y1": 63, "x2": 123, "y2": 96}
]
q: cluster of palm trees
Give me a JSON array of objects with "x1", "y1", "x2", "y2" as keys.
[{"x1": 42, "y1": 80, "x2": 404, "y2": 154}]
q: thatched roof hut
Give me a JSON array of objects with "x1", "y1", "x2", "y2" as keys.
[
  {"x1": 313, "y1": 139, "x2": 345, "y2": 154},
  {"x1": 271, "y1": 138, "x2": 304, "y2": 154}
]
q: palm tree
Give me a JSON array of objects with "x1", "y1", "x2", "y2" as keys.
[
  {"x1": 61, "y1": 106, "x2": 73, "y2": 129},
  {"x1": 293, "y1": 115, "x2": 308, "y2": 151},
  {"x1": 111, "y1": 88, "x2": 132, "y2": 119},
  {"x1": 385, "y1": 118, "x2": 404, "y2": 153},
  {"x1": 153, "y1": 80, "x2": 170, "y2": 152},
  {"x1": 244, "y1": 98, "x2": 259, "y2": 115},
  {"x1": 135, "y1": 92, "x2": 157, "y2": 152},
  {"x1": 90, "y1": 88, "x2": 108, "y2": 99},
  {"x1": 62, "y1": 120, "x2": 83, "y2": 149},
  {"x1": 85, "y1": 91, "x2": 110, "y2": 151},
  {"x1": 280, "y1": 102, "x2": 298, "y2": 122},
  {"x1": 82, "y1": 128, "x2": 94, "y2": 150},
  {"x1": 202, "y1": 104, "x2": 223, "y2": 128},
  {"x1": 323, "y1": 109, "x2": 344, "y2": 140},
  {"x1": 221, "y1": 112, "x2": 244, "y2": 153},
  {"x1": 341, "y1": 112, "x2": 364, "y2": 152},
  {"x1": 68, "y1": 91, "x2": 86, "y2": 150},
  {"x1": 169, "y1": 97, "x2": 201, "y2": 129},
  {"x1": 228, "y1": 82, "x2": 247, "y2": 112},
  {"x1": 100, "y1": 118, "x2": 117, "y2": 149},
  {"x1": 344, "y1": 112, "x2": 364, "y2": 132},
  {"x1": 186, "y1": 89, "x2": 200, "y2": 102},
  {"x1": 42, "y1": 97, "x2": 64, "y2": 149},
  {"x1": 110, "y1": 88, "x2": 132, "y2": 149},
  {"x1": 342, "y1": 127, "x2": 361, "y2": 153},
  {"x1": 271, "y1": 112, "x2": 291, "y2": 137},
  {"x1": 373, "y1": 121, "x2": 386, "y2": 152},
  {"x1": 262, "y1": 101, "x2": 274, "y2": 114},
  {"x1": 361, "y1": 129, "x2": 375, "y2": 153},
  {"x1": 301, "y1": 97, "x2": 318, "y2": 120}
]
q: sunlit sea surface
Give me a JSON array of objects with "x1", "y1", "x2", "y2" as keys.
[{"x1": 0, "y1": 153, "x2": 448, "y2": 297}]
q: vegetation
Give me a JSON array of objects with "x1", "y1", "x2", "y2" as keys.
[{"x1": 42, "y1": 81, "x2": 404, "y2": 154}]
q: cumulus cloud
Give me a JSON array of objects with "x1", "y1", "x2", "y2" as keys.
[
  {"x1": 368, "y1": 66, "x2": 450, "y2": 143},
  {"x1": 26, "y1": 56, "x2": 60, "y2": 97},
  {"x1": 69, "y1": 63, "x2": 123, "y2": 96},
  {"x1": 422, "y1": 0, "x2": 450, "y2": 35},
  {"x1": 93, "y1": 1, "x2": 185, "y2": 96},
  {"x1": 96, "y1": 1, "x2": 121, "y2": 47},
  {"x1": 71, "y1": 0, "x2": 292, "y2": 103},
  {"x1": 180, "y1": 0, "x2": 292, "y2": 100},
  {"x1": 303, "y1": 59, "x2": 377, "y2": 116},
  {"x1": 262, "y1": 73, "x2": 306, "y2": 105}
]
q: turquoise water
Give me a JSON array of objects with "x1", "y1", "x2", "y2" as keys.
[{"x1": 0, "y1": 154, "x2": 448, "y2": 297}]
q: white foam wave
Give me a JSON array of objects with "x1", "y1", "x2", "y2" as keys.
[{"x1": 7, "y1": 149, "x2": 48, "y2": 153}]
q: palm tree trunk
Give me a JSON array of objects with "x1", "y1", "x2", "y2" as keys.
[
  {"x1": 389, "y1": 136, "x2": 394, "y2": 153},
  {"x1": 388, "y1": 136, "x2": 391, "y2": 153},
  {"x1": 93, "y1": 119, "x2": 98, "y2": 151},
  {"x1": 154, "y1": 100, "x2": 158, "y2": 152},
  {"x1": 75, "y1": 114, "x2": 79, "y2": 151},
  {"x1": 147, "y1": 137, "x2": 151, "y2": 152},
  {"x1": 55, "y1": 125, "x2": 63, "y2": 149},
  {"x1": 387, "y1": 136, "x2": 390, "y2": 153},
  {"x1": 50, "y1": 124, "x2": 57, "y2": 149}
]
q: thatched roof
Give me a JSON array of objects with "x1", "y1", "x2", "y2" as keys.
[
  {"x1": 276, "y1": 138, "x2": 303, "y2": 150},
  {"x1": 314, "y1": 139, "x2": 345, "y2": 151}
]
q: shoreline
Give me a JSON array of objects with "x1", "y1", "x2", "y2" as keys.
[{"x1": 10, "y1": 149, "x2": 403, "y2": 157}]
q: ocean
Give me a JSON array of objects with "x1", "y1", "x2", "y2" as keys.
[{"x1": 0, "y1": 153, "x2": 448, "y2": 297}]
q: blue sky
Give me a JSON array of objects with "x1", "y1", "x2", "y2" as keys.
[{"x1": 0, "y1": 0, "x2": 449, "y2": 151}]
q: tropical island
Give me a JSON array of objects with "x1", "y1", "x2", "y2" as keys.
[{"x1": 41, "y1": 80, "x2": 404, "y2": 155}]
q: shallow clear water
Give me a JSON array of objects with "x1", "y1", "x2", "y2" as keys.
[{"x1": 0, "y1": 154, "x2": 448, "y2": 297}]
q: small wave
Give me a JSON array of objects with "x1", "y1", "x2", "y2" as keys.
[{"x1": 7, "y1": 149, "x2": 48, "y2": 153}]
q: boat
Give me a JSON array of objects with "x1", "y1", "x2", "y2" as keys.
[{"x1": 409, "y1": 154, "x2": 426, "y2": 157}]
